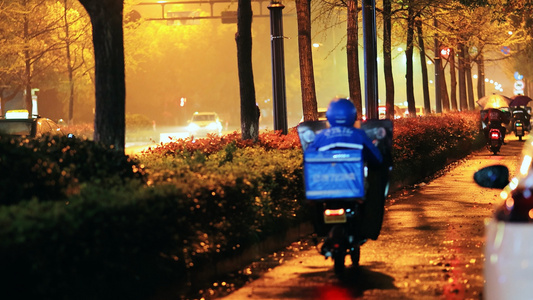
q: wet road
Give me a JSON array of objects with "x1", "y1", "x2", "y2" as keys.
[{"x1": 217, "y1": 138, "x2": 524, "y2": 300}]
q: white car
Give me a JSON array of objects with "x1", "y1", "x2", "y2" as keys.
[
  {"x1": 474, "y1": 136, "x2": 533, "y2": 300},
  {"x1": 0, "y1": 110, "x2": 65, "y2": 138},
  {"x1": 187, "y1": 112, "x2": 223, "y2": 137}
]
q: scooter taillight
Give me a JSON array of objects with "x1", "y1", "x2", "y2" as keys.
[
  {"x1": 491, "y1": 131, "x2": 501, "y2": 139},
  {"x1": 325, "y1": 208, "x2": 345, "y2": 216}
]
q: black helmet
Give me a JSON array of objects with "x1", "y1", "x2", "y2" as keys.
[{"x1": 326, "y1": 98, "x2": 356, "y2": 127}]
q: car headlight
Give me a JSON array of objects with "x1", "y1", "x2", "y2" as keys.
[
  {"x1": 206, "y1": 122, "x2": 219, "y2": 131},
  {"x1": 188, "y1": 123, "x2": 200, "y2": 132}
]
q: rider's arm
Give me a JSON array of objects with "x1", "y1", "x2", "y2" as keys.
[{"x1": 362, "y1": 135, "x2": 383, "y2": 167}]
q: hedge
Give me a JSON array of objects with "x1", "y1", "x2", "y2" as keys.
[{"x1": 0, "y1": 111, "x2": 484, "y2": 299}]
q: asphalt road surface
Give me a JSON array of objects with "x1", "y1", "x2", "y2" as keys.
[{"x1": 214, "y1": 137, "x2": 524, "y2": 300}]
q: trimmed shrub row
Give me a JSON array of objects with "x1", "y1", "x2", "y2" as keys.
[{"x1": 0, "y1": 112, "x2": 484, "y2": 299}]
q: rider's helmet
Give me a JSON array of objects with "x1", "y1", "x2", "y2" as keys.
[{"x1": 326, "y1": 98, "x2": 356, "y2": 127}]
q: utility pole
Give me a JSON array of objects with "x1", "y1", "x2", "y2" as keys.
[
  {"x1": 268, "y1": 0, "x2": 288, "y2": 134},
  {"x1": 362, "y1": 0, "x2": 378, "y2": 120}
]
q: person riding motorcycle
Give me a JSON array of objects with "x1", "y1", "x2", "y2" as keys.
[
  {"x1": 511, "y1": 106, "x2": 531, "y2": 131},
  {"x1": 307, "y1": 98, "x2": 382, "y2": 166},
  {"x1": 482, "y1": 107, "x2": 509, "y2": 142},
  {"x1": 306, "y1": 98, "x2": 384, "y2": 243}
]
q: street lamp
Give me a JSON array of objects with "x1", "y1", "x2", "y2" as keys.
[{"x1": 268, "y1": 0, "x2": 288, "y2": 134}]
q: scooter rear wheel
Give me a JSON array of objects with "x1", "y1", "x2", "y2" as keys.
[
  {"x1": 350, "y1": 246, "x2": 361, "y2": 267},
  {"x1": 333, "y1": 252, "x2": 345, "y2": 275}
]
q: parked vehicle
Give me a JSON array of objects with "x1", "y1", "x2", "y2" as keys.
[
  {"x1": 297, "y1": 118, "x2": 392, "y2": 275},
  {"x1": 474, "y1": 134, "x2": 533, "y2": 300},
  {"x1": 0, "y1": 110, "x2": 65, "y2": 138}
]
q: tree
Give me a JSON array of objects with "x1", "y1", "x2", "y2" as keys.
[
  {"x1": 347, "y1": 0, "x2": 363, "y2": 120},
  {"x1": 448, "y1": 48, "x2": 457, "y2": 111},
  {"x1": 77, "y1": 0, "x2": 125, "y2": 151},
  {"x1": 416, "y1": 19, "x2": 430, "y2": 115},
  {"x1": 48, "y1": 0, "x2": 93, "y2": 124},
  {"x1": 405, "y1": 0, "x2": 416, "y2": 117},
  {"x1": 382, "y1": 0, "x2": 394, "y2": 119},
  {"x1": 296, "y1": 0, "x2": 318, "y2": 122},
  {"x1": 0, "y1": 0, "x2": 65, "y2": 115},
  {"x1": 465, "y1": 45, "x2": 475, "y2": 109},
  {"x1": 236, "y1": 0, "x2": 258, "y2": 140}
]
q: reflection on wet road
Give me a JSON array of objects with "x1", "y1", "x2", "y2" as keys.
[{"x1": 218, "y1": 139, "x2": 523, "y2": 300}]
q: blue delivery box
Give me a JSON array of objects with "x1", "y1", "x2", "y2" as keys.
[{"x1": 303, "y1": 149, "x2": 365, "y2": 200}]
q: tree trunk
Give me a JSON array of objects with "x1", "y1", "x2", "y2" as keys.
[
  {"x1": 383, "y1": 0, "x2": 394, "y2": 119},
  {"x1": 405, "y1": 1, "x2": 416, "y2": 117},
  {"x1": 449, "y1": 49, "x2": 457, "y2": 111},
  {"x1": 458, "y1": 42, "x2": 468, "y2": 110},
  {"x1": 23, "y1": 0, "x2": 32, "y2": 115},
  {"x1": 296, "y1": 0, "x2": 317, "y2": 122},
  {"x1": 416, "y1": 19, "x2": 430, "y2": 115},
  {"x1": 64, "y1": 0, "x2": 75, "y2": 124},
  {"x1": 439, "y1": 58, "x2": 450, "y2": 112},
  {"x1": 477, "y1": 53, "x2": 485, "y2": 99},
  {"x1": 78, "y1": 0, "x2": 126, "y2": 151},
  {"x1": 347, "y1": 0, "x2": 362, "y2": 119},
  {"x1": 236, "y1": 0, "x2": 258, "y2": 140},
  {"x1": 465, "y1": 45, "x2": 475, "y2": 110}
]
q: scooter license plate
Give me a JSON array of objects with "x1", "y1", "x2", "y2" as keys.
[{"x1": 323, "y1": 209, "x2": 347, "y2": 224}]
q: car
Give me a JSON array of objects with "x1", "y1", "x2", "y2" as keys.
[
  {"x1": 186, "y1": 112, "x2": 223, "y2": 137},
  {"x1": 474, "y1": 136, "x2": 533, "y2": 300},
  {"x1": 0, "y1": 110, "x2": 65, "y2": 138}
]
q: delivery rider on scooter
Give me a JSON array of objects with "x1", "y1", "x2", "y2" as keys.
[{"x1": 307, "y1": 98, "x2": 385, "y2": 245}]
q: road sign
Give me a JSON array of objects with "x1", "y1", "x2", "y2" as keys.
[{"x1": 501, "y1": 46, "x2": 511, "y2": 55}]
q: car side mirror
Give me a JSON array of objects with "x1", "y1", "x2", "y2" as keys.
[{"x1": 474, "y1": 165, "x2": 509, "y2": 189}]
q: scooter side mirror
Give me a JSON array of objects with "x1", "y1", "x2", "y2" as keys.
[{"x1": 474, "y1": 165, "x2": 510, "y2": 189}]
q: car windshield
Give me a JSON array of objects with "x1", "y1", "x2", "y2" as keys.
[
  {"x1": 192, "y1": 114, "x2": 216, "y2": 122},
  {"x1": 0, "y1": 120, "x2": 32, "y2": 136}
]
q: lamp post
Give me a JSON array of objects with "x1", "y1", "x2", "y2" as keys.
[
  {"x1": 362, "y1": 0, "x2": 378, "y2": 120},
  {"x1": 268, "y1": 0, "x2": 288, "y2": 134}
]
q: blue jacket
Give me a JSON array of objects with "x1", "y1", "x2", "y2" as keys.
[{"x1": 307, "y1": 126, "x2": 383, "y2": 166}]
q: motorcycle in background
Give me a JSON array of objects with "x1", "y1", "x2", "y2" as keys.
[
  {"x1": 511, "y1": 108, "x2": 530, "y2": 141},
  {"x1": 487, "y1": 123, "x2": 503, "y2": 155},
  {"x1": 297, "y1": 119, "x2": 393, "y2": 275}
]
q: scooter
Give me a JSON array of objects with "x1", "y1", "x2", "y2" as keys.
[
  {"x1": 514, "y1": 120, "x2": 525, "y2": 141},
  {"x1": 511, "y1": 108, "x2": 530, "y2": 141},
  {"x1": 486, "y1": 123, "x2": 503, "y2": 155},
  {"x1": 297, "y1": 119, "x2": 392, "y2": 275}
]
